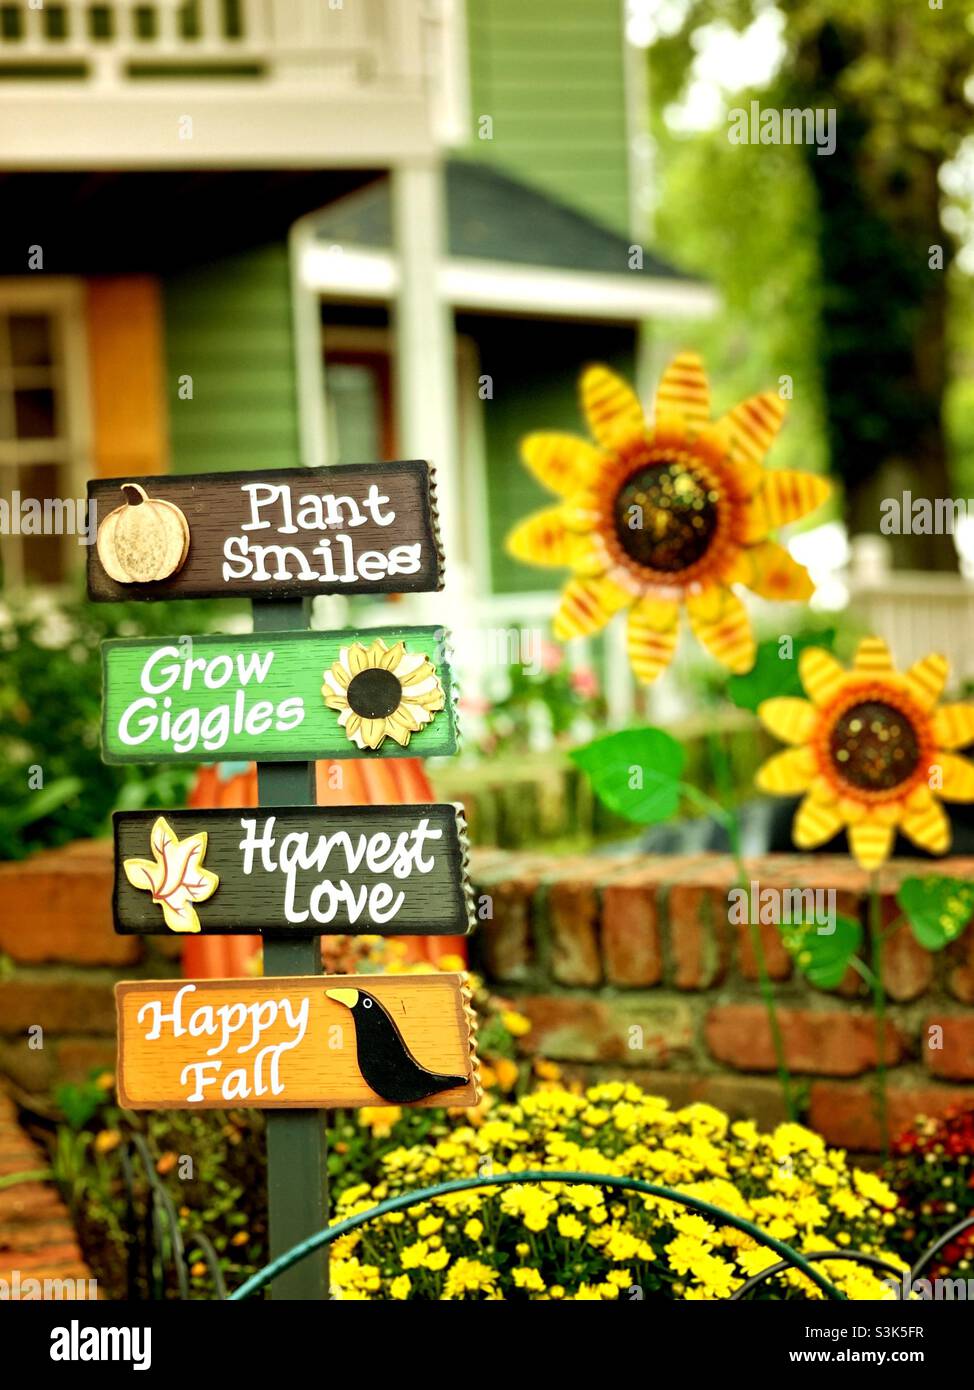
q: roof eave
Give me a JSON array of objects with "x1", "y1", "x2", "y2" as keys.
[{"x1": 298, "y1": 243, "x2": 719, "y2": 322}]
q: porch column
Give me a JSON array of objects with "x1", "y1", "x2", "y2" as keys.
[{"x1": 390, "y1": 160, "x2": 467, "y2": 608}]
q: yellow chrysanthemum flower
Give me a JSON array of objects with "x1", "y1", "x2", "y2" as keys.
[
  {"x1": 556, "y1": 1213, "x2": 586, "y2": 1240},
  {"x1": 507, "y1": 355, "x2": 828, "y2": 683},
  {"x1": 442, "y1": 1258, "x2": 498, "y2": 1299},
  {"x1": 756, "y1": 637, "x2": 974, "y2": 869}
]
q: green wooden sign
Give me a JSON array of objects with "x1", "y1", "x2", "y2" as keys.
[{"x1": 101, "y1": 625, "x2": 457, "y2": 764}]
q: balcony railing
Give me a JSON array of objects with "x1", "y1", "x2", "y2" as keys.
[
  {"x1": 0, "y1": 0, "x2": 463, "y2": 163},
  {"x1": 0, "y1": 0, "x2": 427, "y2": 85}
]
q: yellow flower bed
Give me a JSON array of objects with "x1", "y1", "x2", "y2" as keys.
[{"x1": 330, "y1": 1083, "x2": 906, "y2": 1301}]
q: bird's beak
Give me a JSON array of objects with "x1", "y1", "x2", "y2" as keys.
[{"x1": 326, "y1": 988, "x2": 359, "y2": 1009}]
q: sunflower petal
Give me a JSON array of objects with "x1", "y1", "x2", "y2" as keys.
[
  {"x1": 685, "y1": 585, "x2": 756, "y2": 674},
  {"x1": 378, "y1": 641, "x2": 405, "y2": 670},
  {"x1": 755, "y1": 470, "x2": 830, "y2": 528},
  {"x1": 799, "y1": 648, "x2": 846, "y2": 707},
  {"x1": 932, "y1": 703, "x2": 974, "y2": 751},
  {"x1": 740, "y1": 539, "x2": 814, "y2": 602},
  {"x1": 552, "y1": 575, "x2": 631, "y2": 641},
  {"x1": 507, "y1": 507, "x2": 585, "y2": 569},
  {"x1": 580, "y1": 365, "x2": 646, "y2": 448},
  {"x1": 758, "y1": 697, "x2": 817, "y2": 745},
  {"x1": 852, "y1": 636, "x2": 894, "y2": 675},
  {"x1": 385, "y1": 718, "x2": 414, "y2": 747},
  {"x1": 702, "y1": 392, "x2": 787, "y2": 492},
  {"x1": 756, "y1": 745, "x2": 816, "y2": 794},
  {"x1": 793, "y1": 794, "x2": 844, "y2": 849},
  {"x1": 905, "y1": 654, "x2": 949, "y2": 711},
  {"x1": 521, "y1": 432, "x2": 607, "y2": 496},
  {"x1": 626, "y1": 596, "x2": 680, "y2": 685},
  {"x1": 360, "y1": 718, "x2": 384, "y2": 749},
  {"x1": 900, "y1": 796, "x2": 951, "y2": 855},
  {"x1": 653, "y1": 352, "x2": 710, "y2": 432},
  {"x1": 848, "y1": 818, "x2": 895, "y2": 872},
  {"x1": 400, "y1": 661, "x2": 436, "y2": 687},
  {"x1": 934, "y1": 752, "x2": 974, "y2": 802}
]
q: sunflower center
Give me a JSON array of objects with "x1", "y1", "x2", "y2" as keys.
[
  {"x1": 613, "y1": 461, "x2": 719, "y2": 573},
  {"x1": 829, "y1": 700, "x2": 920, "y2": 792},
  {"x1": 346, "y1": 668, "x2": 403, "y2": 720}
]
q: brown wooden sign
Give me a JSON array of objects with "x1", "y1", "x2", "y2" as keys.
[
  {"x1": 112, "y1": 805, "x2": 474, "y2": 937},
  {"x1": 115, "y1": 974, "x2": 480, "y2": 1110},
  {"x1": 87, "y1": 460, "x2": 443, "y2": 601}
]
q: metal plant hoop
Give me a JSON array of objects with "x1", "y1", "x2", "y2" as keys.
[{"x1": 228, "y1": 1170, "x2": 850, "y2": 1301}]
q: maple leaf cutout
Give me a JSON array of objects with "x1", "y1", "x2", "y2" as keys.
[{"x1": 123, "y1": 816, "x2": 219, "y2": 933}]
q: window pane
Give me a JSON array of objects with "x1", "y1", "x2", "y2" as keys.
[
  {"x1": 15, "y1": 463, "x2": 67, "y2": 585},
  {"x1": 9, "y1": 315, "x2": 53, "y2": 368},
  {"x1": 14, "y1": 388, "x2": 56, "y2": 438},
  {"x1": 326, "y1": 363, "x2": 382, "y2": 464}
]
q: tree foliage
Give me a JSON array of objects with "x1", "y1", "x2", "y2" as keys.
[{"x1": 646, "y1": 0, "x2": 974, "y2": 568}]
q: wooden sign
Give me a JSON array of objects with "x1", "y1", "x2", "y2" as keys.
[
  {"x1": 101, "y1": 625, "x2": 457, "y2": 764},
  {"x1": 115, "y1": 974, "x2": 480, "y2": 1110},
  {"x1": 87, "y1": 461, "x2": 443, "y2": 601},
  {"x1": 112, "y1": 804, "x2": 474, "y2": 937}
]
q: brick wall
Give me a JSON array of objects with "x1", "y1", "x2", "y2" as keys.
[
  {"x1": 1, "y1": 840, "x2": 972, "y2": 1152},
  {"x1": 469, "y1": 849, "x2": 974, "y2": 1151},
  {"x1": 0, "y1": 840, "x2": 180, "y2": 1094}
]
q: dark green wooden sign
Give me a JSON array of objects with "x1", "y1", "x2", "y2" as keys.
[
  {"x1": 87, "y1": 461, "x2": 444, "y2": 601},
  {"x1": 112, "y1": 804, "x2": 474, "y2": 937},
  {"x1": 101, "y1": 625, "x2": 457, "y2": 764}
]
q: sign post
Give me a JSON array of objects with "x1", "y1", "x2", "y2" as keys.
[
  {"x1": 90, "y1": 461, "x2": 478, "y2": 1303},
  {"x1": 253, "y1": 597, "x2": 326, "y2": 1301}
]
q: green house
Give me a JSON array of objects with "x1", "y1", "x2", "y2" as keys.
[{"x1": 0, "y1": 0, "x2": 712, "y2": 717}]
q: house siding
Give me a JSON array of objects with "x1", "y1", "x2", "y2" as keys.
[
  {"x1": 459, "y1": 314, "x2": 636, "y2": 595},
  {"x1": 465, "y1": 0, "x2": 631, "y2": 234},
  {"x1": 163, "y1": 245, "x2": 300, "y2": 475}
]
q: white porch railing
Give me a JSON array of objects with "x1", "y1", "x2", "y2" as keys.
[
  {"x1": 0, "y1": 0, "x2": 426, "y2": 85},
  {"x1": 0, "y1": 0, "x2": 462, "y2": 165},
  {"x1": 848, "y1": 571, "x2": 974, "y2": 688}
]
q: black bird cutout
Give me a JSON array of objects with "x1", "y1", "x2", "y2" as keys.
[{"x1": 326, "y1": 986, "x2": 469, "y2": 1104}]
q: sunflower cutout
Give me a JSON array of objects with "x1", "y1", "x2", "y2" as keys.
[
  {"x1": 756, "y1": 637, "x2": 974, "y2": 871},
  {"x1": 506, "y1": 355, "x2": 830, "y2": 683},
  {"x1": 322, "y1": 638, "x2": 445, "y2": 751}
]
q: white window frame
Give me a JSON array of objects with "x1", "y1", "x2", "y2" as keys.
[{"x1": 0, "y1": 277, "x2": 91, "y2": 589}]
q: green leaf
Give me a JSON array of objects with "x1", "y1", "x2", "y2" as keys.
[
  {"x1": 727, "y1": 629, "x2": 836, "y2": 713},
  {"x1": 897, "y1": 876, "x2": 974, "y2": 951},
  {"x1": 570, "y1": 727, "x2": 685, "y2": 825},
  {"x1": 781, "y1": 912, "x2": 862, "y2": 989}
]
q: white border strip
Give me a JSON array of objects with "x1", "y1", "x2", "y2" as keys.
[{"x1": 299, "y1": 244, "x2": 718, "y2": 321}]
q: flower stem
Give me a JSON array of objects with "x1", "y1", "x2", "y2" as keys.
[{"x1": 869, "y1": 872, "x2": 890, "y2": 1158}]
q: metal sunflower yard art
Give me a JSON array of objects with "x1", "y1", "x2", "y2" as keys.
[
  {"x1": 322, "y1": 638, "x2": 445, "y2": 751},
  {"x1": 506, "y1": 354, "x2": 830, "y2": 682},
  {"x1": 757, "y1": 637, "x2": 974, "y2": 871}
]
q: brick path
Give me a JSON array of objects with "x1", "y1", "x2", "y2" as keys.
[{"x1": 0, "y1": 1088, "x2": 96, "y2": 1296}]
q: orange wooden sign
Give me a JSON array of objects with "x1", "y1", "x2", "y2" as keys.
[{"x1": 115, "y1": 974, "x2": 480, "y2": 1111}]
